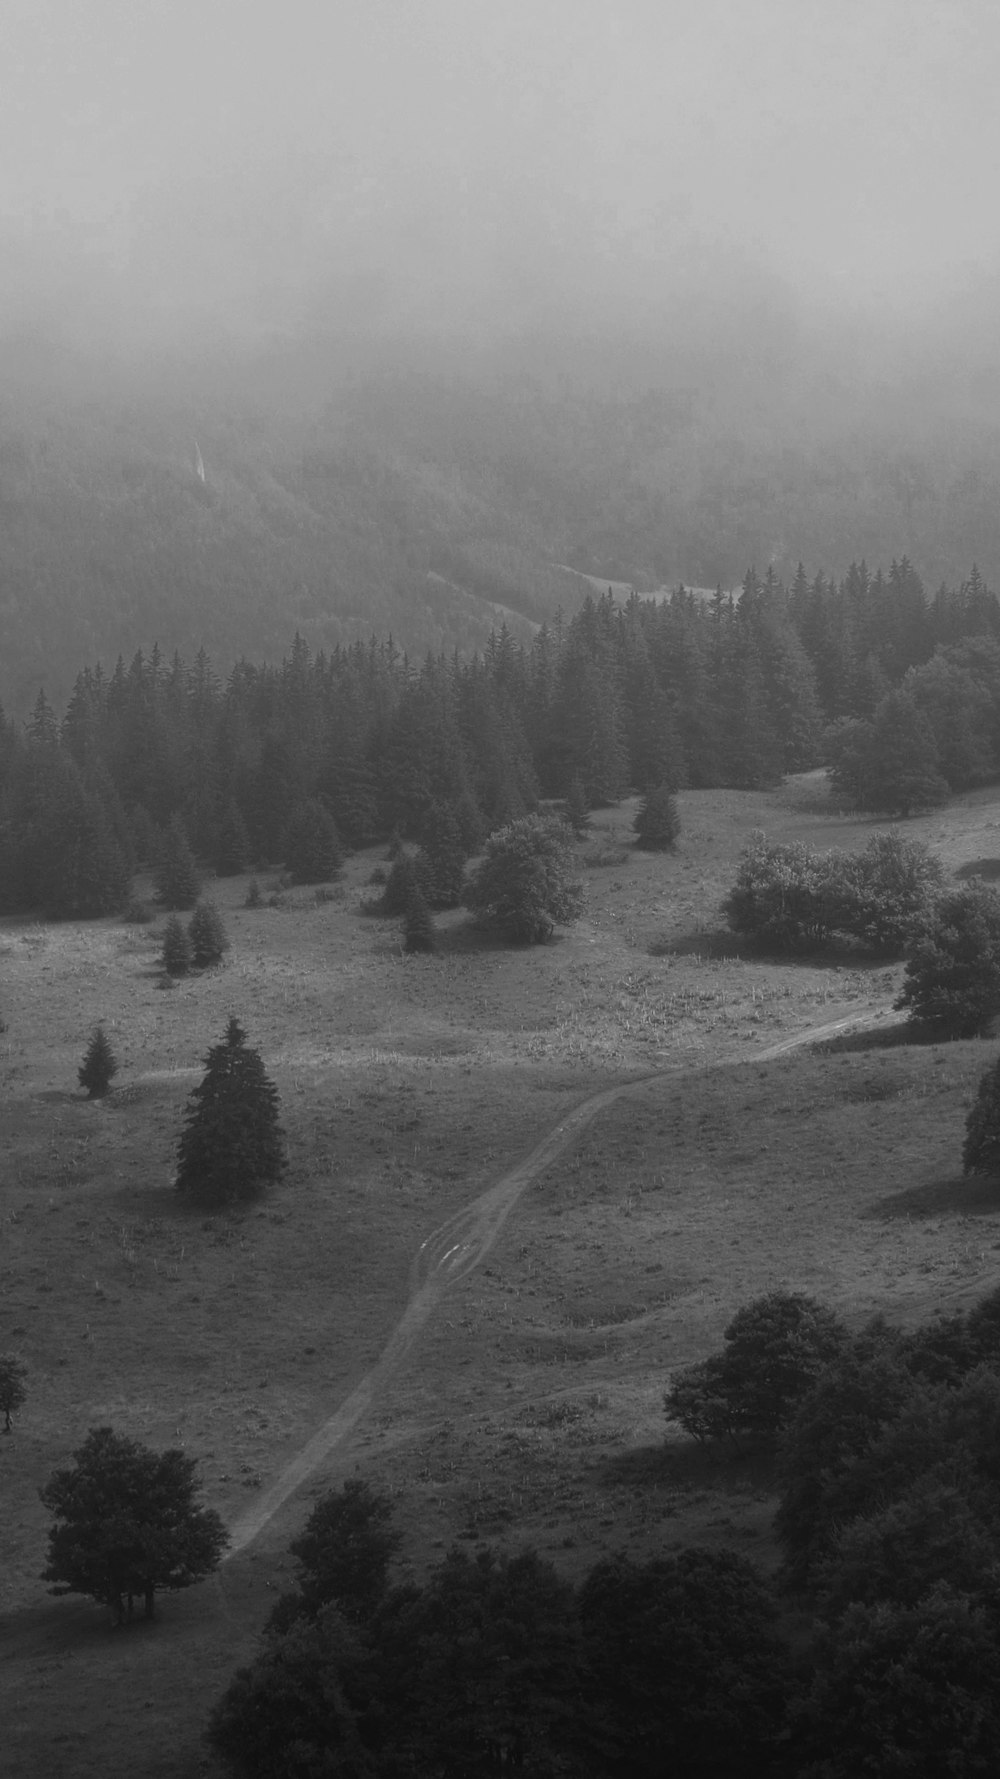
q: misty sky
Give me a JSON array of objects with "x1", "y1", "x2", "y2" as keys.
[{"x1": 2, "y1": 1, "x2": 999, "y2": 345}]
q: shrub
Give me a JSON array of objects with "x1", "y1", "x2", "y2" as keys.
[
  {"x1": 896, "y1": 880, "x2": 1000, "y2": 1033},
  {"x1": 665, "y1": 1291, "x2": 848, "y2": 1447},
  {"x1": 726, "y1": 829, "x2": 944, "y2": 955},
  {"x1": 464, "y1": 813, "x2": 583, "y2": 943},
  {"x1": 724, "y1": 832, "x2": 849, "y2": 950}
]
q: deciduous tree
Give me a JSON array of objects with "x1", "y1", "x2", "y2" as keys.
[
  {"x1": 464, "y1": 813, "x2": 583, "y2": 943},
  {"x1": 40, "y1": 1426, "x2": 228, "y2": 1622}
]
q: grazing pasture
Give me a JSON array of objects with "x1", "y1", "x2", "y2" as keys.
[{"x1": 3, "y1": 775, "x2": 1000, "y2": 1777}]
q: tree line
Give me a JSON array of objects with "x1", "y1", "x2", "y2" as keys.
[{"x1": 1, "y1": 558, "x2": 999, "y2": 919}]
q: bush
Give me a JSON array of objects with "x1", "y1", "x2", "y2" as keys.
[
  {"x1": 725, "y1": 829, "x2": 944, "y2": 954},
  {"x1": 188, "y1": 901, "x2": 229, "y2": 967},
  {"x1": 895, "y1": 880, "x2": 1000, "y2": 1033},
  {"x1": 269, "y1": 1479, "x2": 402, "y2": 1632},
  {"x1": 665, "y1": 1291, "x2": 849, "y2": 1447},
  {"x1": 724, "y1": 832, "x2": 849, "y2": 950},
  {"x1": 464, "y1": 813, "x2": 583, "y2": 943},
  {"x1": 78, "y1": 1024, "x2": 118, "y2": 1098}
]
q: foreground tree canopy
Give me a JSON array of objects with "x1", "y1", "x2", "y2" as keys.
[
  {"x1": 175, "y1": 1016, "x2": 286, "y2": 1207},
  {"x1": 895, "y1": 880, "x2": 1000, "y2": 1034},
  {"x1": 40, "y1": 1426, "x2": 228, "y2": 1623},
  {"x1": 464, "y1": 812, "x2": 583, "y2": 943}
]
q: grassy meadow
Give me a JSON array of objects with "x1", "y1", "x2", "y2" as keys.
[{"x1": 3, "y1": 772, "x2": 1000, "y2": 1776}]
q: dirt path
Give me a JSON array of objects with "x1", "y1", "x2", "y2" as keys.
[{"x1": 226, "y1": 1005, "x2": 897, "y2": 1556}]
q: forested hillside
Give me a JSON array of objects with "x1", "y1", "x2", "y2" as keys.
[
  {"x1": 5, "y1": 562, "x2": 1000, "y2": 920},
  {"x1": 6, "y1": 323, "x2": 1000, "y2": 719}
]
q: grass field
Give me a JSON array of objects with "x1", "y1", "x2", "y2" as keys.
[{"x1": 4, "y1": 773, "x2": 1000, "y2": 1776}]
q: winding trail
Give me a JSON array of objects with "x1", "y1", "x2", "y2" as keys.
[{"x1": 227, "y1": 1007, "x2": 893, "y2": 1556}]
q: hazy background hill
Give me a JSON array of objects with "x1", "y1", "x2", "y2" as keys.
[{"x1": 5, "y1": 305, "x2": 1000, "y2": 717}]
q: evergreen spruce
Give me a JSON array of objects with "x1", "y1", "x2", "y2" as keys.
[
  {"x1": 175, "y1": 1016, "x2": 286, "y2": 1208},
  {"x1": 154, "y1": 815, "x2": 201, "y2": 910},
  {"x1": 381, "y1": 851, "x2": 424, "y2": 916},
  {"x1": 415, "y1": 803, "x2": 467, "y2": 908},
  {"x1": 963, "y1": 1054, "x2": 1000, "y2": 1176},
  {"x1": 188, "y1": 901, "x2": 229, "y2": 968},
  {"x1": 0, "y1": 1354, "x2": 28, "y2": 1431},
  {"x1": 215, "y1": 799, "x2": 251, "y2": 876},
  {"x1": 162, "y1": 914, "x2": 193, "y2": 976},
  {"x1": 564, "y1": 776, "x2": 591, "y2": 834},
  {"x1": 283, "y1": 798, "x2": 342, "y2": 884},
  {"x1": 403, "y1": 889, "x2": 436, "y2": 953},
  {"x1": 78, "y1": 1025, "x2": 118, "y2": 1099},
  {"x1": 633, "y1": 784, "x2": 681, "y2": 851}
]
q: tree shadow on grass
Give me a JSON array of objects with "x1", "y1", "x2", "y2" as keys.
[
  {"x1": 814, "y1": 1022, "x2": 938, "y2": 1054},
  {"x1": 864, "y1": 1173, "x2": 1000, "y2": 1220},
  {"x1": 597, "y1": 1439, "x2": 779, "y2": 1495},
  {"x1": 656, "y1": 927, "x2": 889, "y2": 970},
  {"x1": 955, "y1": 858, "x2": 1000, "y2": 881}
]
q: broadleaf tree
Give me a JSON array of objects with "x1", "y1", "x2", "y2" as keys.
[
  {"x1": 40, "y1": 1426, "x2": 228, "y2": 1622},
  {"x1": 464, "y1": 813, "x2": 583, "y2": 944}
]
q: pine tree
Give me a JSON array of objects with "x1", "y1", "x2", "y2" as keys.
[
  {"x1": 403, "y1": 889, "x2": 436, "y2": 953},
  {"x1": 215, "y1": 799, "x2": 251, "y2": 875},
  {"x1": 415, "y1": 803, "x2": 466, "y2": 908},
  {"x1": 963, "y1": 1054, "x2": 1000, "y2": 1176},
  {"x1": 0, "y1": 1355, "x2": 27, "y2": 1431},
  {"x1": 175, "y1": 1017, "x2": 286, "y2": 1207},
  {"x1": 155, "y1": 815, "x2": 201, "y2": 909},
  {"x1": 633, "y1": 784, "x2": 681, "y2": 851},
  {"x1": 78, "y1": 1025, "x2": 118, "y2": 1098},
  {"x1": 283, "y1": 798, "x2": 342, "y2": 884},
  {"x1": 162, "y1": 914, "x2": 192, "y2": 976},
  {"x1": 564, "y1": 776, "x2": 591, "y2": 834},
  {"x1": 188, "y1": 901, "x2": 229, "y2": 968}
]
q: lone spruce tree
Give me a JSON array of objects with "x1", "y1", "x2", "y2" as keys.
[
  {"x1": 78, "y1": 1025, "x2": 118, "y2": 1099},
  {"x1": 176, "y1": 1017, "x2": 286, "y2": 1208},
  {"x1": 963, "y1": 1054, "x2": 1000, "y2": 1177},
  {"x1": 155, "y1": 815, "x2": 201, "y2": 910}
]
